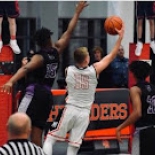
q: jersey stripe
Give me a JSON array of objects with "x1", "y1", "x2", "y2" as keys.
[{"x1": 0, "y1": 140, "x2": 45, "y2": 155}]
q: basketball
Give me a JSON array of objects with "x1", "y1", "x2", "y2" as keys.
[{"x1": 104, "y1": 16, "x2": 123, "y2": 35}]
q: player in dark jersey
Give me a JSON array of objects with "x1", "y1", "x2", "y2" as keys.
[
  {"x1": 1, "y1": 1, "x2": 88, "y2": 147},
  {"x1": 116, "y1": 60, "x2": 155, "y2": 155}
]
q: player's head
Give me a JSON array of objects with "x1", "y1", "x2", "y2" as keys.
[
  {"x1": 74, "y1": 47, "x2": 90, "y2": 65},
  {"x1": 92, "y1": 46, "x2": 104, "y2": 61},
  {"x1": 34, "y1": 27, "x2": 53, "y2": 48},
  {"x1": 129, "y1": 61, "x2": 152, "y2": 81},
  {"x1": 7, "y1": 112, "x2": 31, "y2": 139}
]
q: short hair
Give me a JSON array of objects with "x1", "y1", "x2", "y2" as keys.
[
  {"x1": 129, "y1": 61, "x2": 152, "y2": 80},
  {"x1": 92, "y1": 46, "x2": 103, "y2": 56},
  {"x1": 74, "y1": 47, "x2": 89, "y2": 64},
  {"x1": 34, "y1": 27, "x2": 53, "y2": 48},
  {"x1": 7, "y1": 113, "x2": 31, "y2": 136}
]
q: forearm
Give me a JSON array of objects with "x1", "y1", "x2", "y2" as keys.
[
  {"x1": 118, "y1": 112, "x2": 140, "y2": 130},
  {"x1": 55, "y1": 12, "x2": 82, "y2": 52},
  {"x1": 98, "y1": 36, "x2": 123, "y2": 71},
  {"x1": 55, "y1": 2, "x2": 88, "y2": 53},
  {"x1": 109, "y1": 37, "x2": 123, "y2": 60},
  {"x1": 67, "y1": 1, "x2": 87, "y2": 34},
  {"x1": 66, "y1": 12, "x2": 80, "y2": 35},
  {"x1": 9, "y1": 67, "x2": 28, "y2": 84}
]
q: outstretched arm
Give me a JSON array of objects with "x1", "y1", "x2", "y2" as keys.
[
  {"x1": 94, "y1": 23, "x2": 125, "y2": 75},
  {"x1": 1, "y1": 55, "x2": 44, "y2": 94},
  {"x1": 55, "y1": 1, "x2": 88, "y2": 53}
]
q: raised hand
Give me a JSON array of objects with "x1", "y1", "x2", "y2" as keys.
[
  {"x1": 75, "y1": 1, "x2": 89, "y2": 14},
  {"x1": 115, "y1": 22, "x2": 125, "y2": 39}
]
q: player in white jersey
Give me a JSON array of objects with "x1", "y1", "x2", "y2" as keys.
[
  {"x1": 66, "y1": 65, "x2": 98, "y2": 110},
  {"x1": 43, "y1": 24, "x2": 124, "y2": 155}
]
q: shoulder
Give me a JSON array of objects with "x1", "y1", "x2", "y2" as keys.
[
  {"x1": 130, "y1": 86, "x2": 142, "y2": 96},
  {"x1": 38, "y1": 47, "x2": 59, "y2": 55},
  {"x1": 67, "y1": 65, "x2": 74, "y2": 70},
  {"x1": 66, "y1": 65, "x2": 75, "y2": 73},
  {"x1": 90, "y1": 65, "x2": 96, "y2": 70},
  {"x1": 0, "y1": 143, "x2": 7, "y2": 153},
  {"x1": 111, "y1": 58, "x2": 118, "y2": 65},
  {"x1": 31, "y1": 142, "x2": 45, "y2": 154},
  {"x1": 90, "y1": 65, "x2": 98, "y2": 75},
  {"x1": 30, "y1": 54, "x2": 44, "y2": 64}
]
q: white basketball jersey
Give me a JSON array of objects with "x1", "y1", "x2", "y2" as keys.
[{"x1": 66, "y1": 65, "x2": 98, "y2": 110}]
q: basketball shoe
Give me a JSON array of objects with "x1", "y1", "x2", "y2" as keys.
[
  {"x1": 10, "y1": 39, "x2": 21, "y2": 54},
  {"x1": 135, "y1": 41, "x2": 143, "y2": 56},
  {"x1": 150, "y1": 40, "x2": 155, "y2": 54}
]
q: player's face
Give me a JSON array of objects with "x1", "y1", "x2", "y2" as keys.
[{"x1": 118, "y1": 47, "x2": 124, "y2": 58}]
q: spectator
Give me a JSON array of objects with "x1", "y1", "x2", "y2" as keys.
[
  {"x1": 92, "y1": 46, "x2": 113, "y2": 88},
  {"x1": 0, "y1": 1, "x2": 21, "y2": 54},
  {"x1": 116, "y1": 60, "x2": 155, "y2": 155},
  {"x1": 0, "y1": 112, "x2": 45, "y2": 155},
  {"x1": 135, "y1": 1, "x2": 155, "y2": 56},
  {"x1": 111, "y1": 45, "x2": 128, "y2": 88}
]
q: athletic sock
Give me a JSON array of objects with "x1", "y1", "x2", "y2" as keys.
[
  {"x1": 10, "y1": 35, "x2": 16, "y2": 40},
  {"x1": 67, "y1": 145, "x2": 79, "y2": 155},
  {"x1": 43, "y1": 135, "x2": 56, "y2": 155},
  {"x1": 138, "y1": 38, "x2": 143, "y2": 43}
]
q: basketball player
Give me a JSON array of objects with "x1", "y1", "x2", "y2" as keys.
[
  {"x1": 43, "y1": 24, "x2": 124, "y2": 155},
  {"x1": 116, "y1": 61, "x2": 155, "y2": 155},
  {"x1": 0, "y1": 1, "x2": 21, "y2": 54},
  {"x1": 1, "y1": 1, "x2": 88, "y2": 147},
  {"x1": 135, "y1": 1, "x2": 155, "y2": 56}
]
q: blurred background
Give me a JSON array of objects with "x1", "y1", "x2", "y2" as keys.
[{"x1": 2, "y1": 1, "x2": 144, "y2": 88}]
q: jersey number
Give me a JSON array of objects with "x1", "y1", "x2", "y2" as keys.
[
  {"x1": 45, "y1": 63, "x2": 58, "y2": 78},
  {"x1": 74, "y1": 74, "x2": 89, "y2": 89},
  {"x1": 147, "y1": 95, "x2": 155, "y2": 114}
]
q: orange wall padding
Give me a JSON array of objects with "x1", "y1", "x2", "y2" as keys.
[
  {"x1": 0, "y1": 46, "x2": 14, "y2": 61},
  {"x1": 0, "y1": 46, "x2": 13, "y2": 146},
  {"x1": 0, "y1": 84, "x2": 12, "y2": 145}
]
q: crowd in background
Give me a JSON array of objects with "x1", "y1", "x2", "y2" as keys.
[{"x1": 90, "y1": 45, "x2": 128, "y2": 89}]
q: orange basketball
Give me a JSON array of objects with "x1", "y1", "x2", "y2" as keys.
[{"x1": 104, "y1": 16, "x2": 123, "y2": 35}]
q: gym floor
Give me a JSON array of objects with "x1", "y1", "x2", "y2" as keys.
[{"x1": 52, "y1": 140, "x2": 130, "y2": 155}]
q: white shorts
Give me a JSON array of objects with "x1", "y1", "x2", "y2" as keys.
[{"x1": 48, "y1": 105, "x2": 90, "y2": 147}]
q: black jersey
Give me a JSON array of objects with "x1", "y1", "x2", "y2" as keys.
[
  {"x1": 26, "y1": 47, "x2": 59, "y2": 88},
  {"x1": 135, "y1": 81, "x2": 155, "y2": 127}
]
